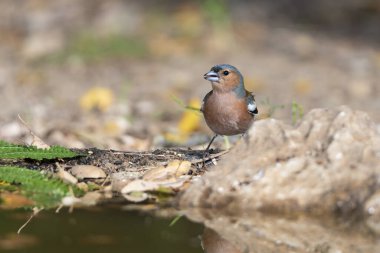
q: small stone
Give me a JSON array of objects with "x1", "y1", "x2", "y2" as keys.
[
  {"x1": 70, "y1": 165, "x2": 106, "y2": 180},
  {"x1": 57, "y1": 168, "x2": 78, "y2": 185}
]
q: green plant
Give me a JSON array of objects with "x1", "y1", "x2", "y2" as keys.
[
  {"x1": 291, "y1": 100, "x2": 304, "y2": 125},
  {"x1": 0, "y1": 140, "x2": 83, "y2": 208},
  {"x1": 0, "y1": 166, "x2": 82, "y2": 208},
  {"x1": 0, "y1": 140, "x2": 79, "y2": 160},
  {"x1": 201, "y1": 0, "x2": 230, "y2": 28},
  {"x1": 169, "y1": 214, "x2": 183, "y2": 227},
  {"x1": 170, "y1": 94, "x2": 201, "y2": 113}
]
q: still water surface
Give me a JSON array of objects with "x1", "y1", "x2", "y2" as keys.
[{"x1": 0, "y1": 208, "x2": 203, "y2": 253}]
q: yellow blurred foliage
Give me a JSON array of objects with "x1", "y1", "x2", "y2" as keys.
[
  {"x1": 173, "y1": 4, "x2": 203, "y2": 37},
  {"x1": 0, "y1": 181, "x2": 10, "y2": 187},
  {"x1": 294, "y1": 79, "x2": 312, "y2": 95},
  {"x1": 245, "y1": 77, "x2": 265, "y2": 92},
  {"x1": 103, "y1": 121, "x2": 121, "y2": 136},
  {"x1": 179, "y1": 99, "x2": 201, "y2": 134},
  {"x1": 0, "y1": 193, "x2": 34, "y2": 209},
  {"x1": 165, "y1": 98, "x2": 201, "y2": 143},
  {"x1": 80, "y1": 87, "x2": 114, "y2": 112}
]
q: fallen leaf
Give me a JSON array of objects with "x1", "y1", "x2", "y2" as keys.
[
  {"x1": 121, "y1": 180, "x2": 159, "y2": 194},
  {"x1": 143, "y1": 160, "x2": 191, "y2": 181},
  {"x1": 178, "y1": 99, "x2": 201, "y2": 135},
  {"x1": 175, "y1": 161, "x2": 191, "y2": 177},
  {"x1": 56, "y1": 167, "x2": 78, "y2": 185},
  {"x1": 80, "y1": 87, "x2": 114, "y2": 112},
  {"x1": 160, "y1": 176, "x2": 190, "y2": 189},
  {"x1": 165, "y1": 98, "x2": 201, "y2": 143}
]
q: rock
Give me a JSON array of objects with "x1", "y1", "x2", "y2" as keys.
[
  {"x1": 179, "y1": 106, "x2": 380, "y2": 215},
  {"x1": 57, "y1": 168, "x2": 78, "y2": 185},
  {"x1": 70, "y1": 165, "x2": 106, "y2": 180},
  {"x1": 365, "y1": 191, "x2": 380, "y2": 234},
  {"x1": 184, "y1": 209, "x2": 380, "y2": 253},
  {"x1": 201, "y1": 228, "x2": 242, "y2": 253}
]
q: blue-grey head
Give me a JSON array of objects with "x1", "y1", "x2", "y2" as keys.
[{"x1": 203, "y1": 64, "x2": 245, "y2": 94}]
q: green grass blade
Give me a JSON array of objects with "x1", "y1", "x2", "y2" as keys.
[{"x1": 169, "y1": 214, "x2": 183, "y2": 227}]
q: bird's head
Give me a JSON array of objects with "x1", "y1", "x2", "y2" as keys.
[{"x1": 204, "y1": 64, "x2": 244, "y2": 93}]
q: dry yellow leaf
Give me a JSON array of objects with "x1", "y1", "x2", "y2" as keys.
[
  {"x1": 174, "y1": 160, "x2": 191, "y2": 177},
  {"x1": 80, "y1": 87, "x2": 114, "y2": 112},
  {"x1": 178, "y1": 99, "x2": 201, "y2": 135},
  {"x1": 165, "y1": 98, "x2": 201, "y2": 143},
  {"x1": 143, "y1": 160, "x2": 191, "y2": 182}
]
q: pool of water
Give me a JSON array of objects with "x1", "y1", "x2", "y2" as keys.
[{"x1": 0, "y1": 208, "x2": 204, "y2": 253}]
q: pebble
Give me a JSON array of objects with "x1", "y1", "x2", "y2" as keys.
[{"x1": 70, "y1": 165, "x2": 106, "y2": 179}]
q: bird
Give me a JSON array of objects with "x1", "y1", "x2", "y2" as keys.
[{"x1": 201, "y1": 64, "x2": 258, "y2": 155}]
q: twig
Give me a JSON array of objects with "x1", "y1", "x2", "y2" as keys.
[
  {"x1": 17, "y1": 207, "x2": 42, "y2": 234},
  {"x1": 18, "y1": 114, "x2": 50, "y2": 149},
  {"x1": 190, "y1": 150, "x2": 229, "y2": 164},
  {"x1": 100, "y1": 174, "x2": 109, "y2": 187}
]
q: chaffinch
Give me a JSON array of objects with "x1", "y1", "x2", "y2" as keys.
[{"x1": 201, "y1": 64, "x2": 258, "y2": 152}]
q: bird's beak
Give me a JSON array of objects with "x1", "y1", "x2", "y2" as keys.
[{"x1": 204, "y1": 70, "x2": 219, "y2": 82}]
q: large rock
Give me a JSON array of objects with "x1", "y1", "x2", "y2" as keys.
[
  {"x1": 180, "y1": 106, "x2": 380, "y2": 215},
  {"x1": 189, "y1": 210, "x2": 380, "y2": 253}
]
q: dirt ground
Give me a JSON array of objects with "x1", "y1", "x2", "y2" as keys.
[{"x1": 0, "y1": 0, "x2": 379, "y2": 151}]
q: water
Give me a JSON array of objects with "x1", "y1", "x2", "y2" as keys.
[{"x1": 0, "y1": 208, "x2": 204, "y2": 253}]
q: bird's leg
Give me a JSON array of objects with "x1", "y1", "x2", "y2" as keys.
[{"x1": 202, "y1": 134, "x2": 218, "y2": 168}]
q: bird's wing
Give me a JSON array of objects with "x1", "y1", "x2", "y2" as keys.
[
  {"x1": 246, "y1": 92, "x2": 258, "y2": 115},
  {"x1": 201, "y1": 90, "x2": 213, "y2": 112}
]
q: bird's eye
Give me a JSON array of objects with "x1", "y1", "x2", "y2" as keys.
[{"x1": 223, "y1": 70, "x2": 229, "y2": 76}]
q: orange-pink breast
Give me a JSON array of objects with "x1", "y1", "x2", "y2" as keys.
[{"x1": 203, "y1": 92, "x2": 254, "y2": 135}]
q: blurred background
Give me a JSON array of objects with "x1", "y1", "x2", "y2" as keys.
[{"x1": 0, "y1": 0, "x2": 379, "y2": 150}]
